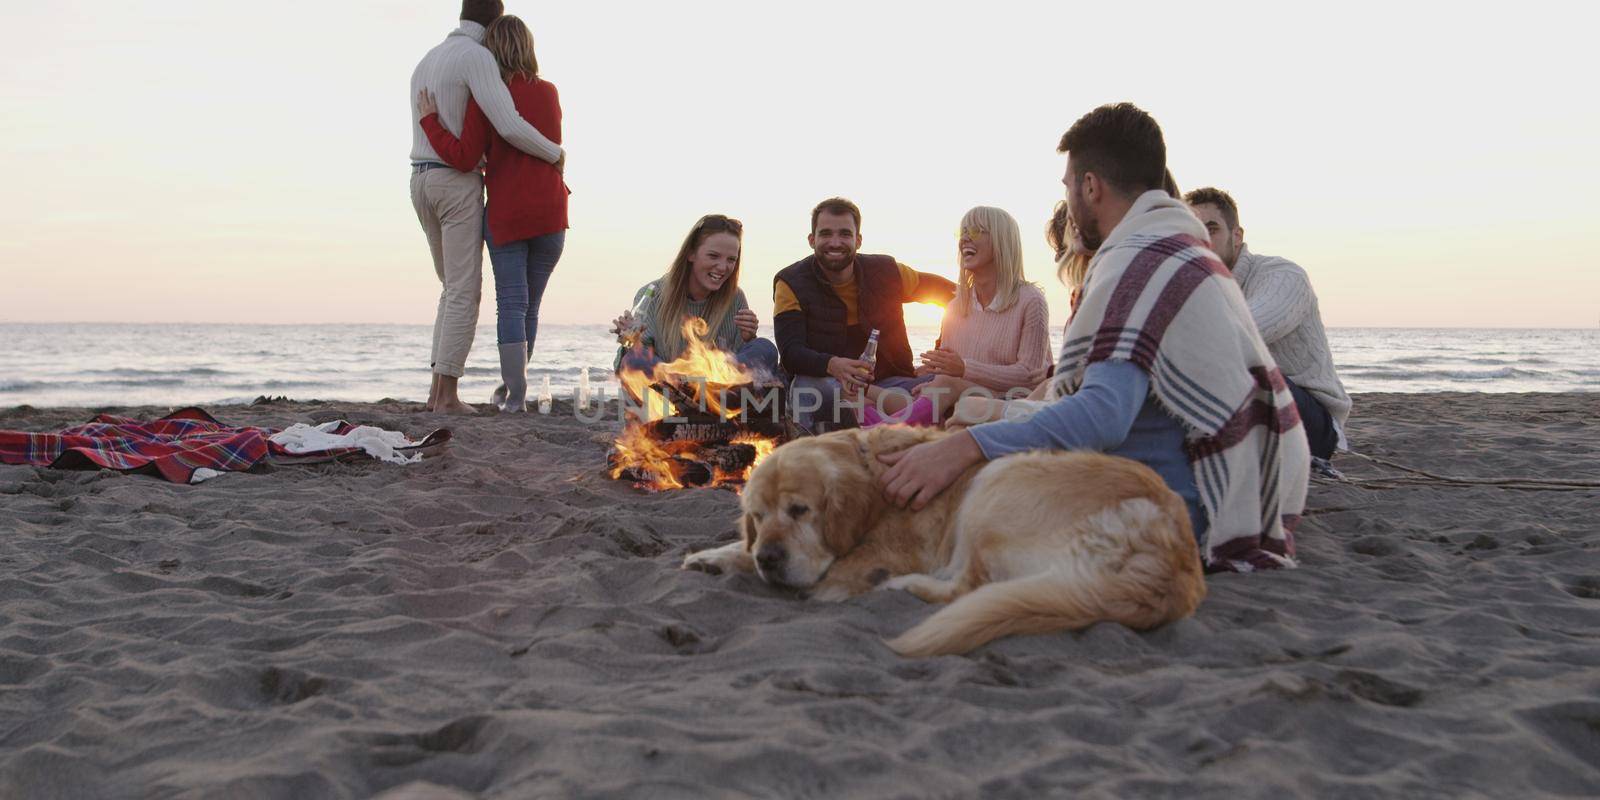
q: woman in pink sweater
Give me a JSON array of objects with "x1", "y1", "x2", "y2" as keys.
[{"x1": 865, "y1": 206, "x2": 1051, "y2": 425}]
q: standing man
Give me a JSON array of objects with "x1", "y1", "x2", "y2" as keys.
[
  {"x1": 409, "y1": 0, "x2": 565, "y2": 414},
  {"x1": 774, "y1": 198, "x2": 957, "y2": 431},
  {"x1": 880, "y1": 104, "x2": 1309, "y2": 573},
  {"x1": 1184, "y1": 188, "x2": 1350, "y2": 462}
]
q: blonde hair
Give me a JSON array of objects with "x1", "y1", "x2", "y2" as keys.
[
  {"x1": 654, "y1": 215, "x2": 743, "y2": 360},
  {"x1": 953, "y1": 206, "x2": 1028, "y2": 318},
  {"x1": 484, "y1": 15, "x2": 539, "y2": 82},
  {"x1": 1047, "y1": 200, "x2": 1093, "y2": 293},
  {"x1": 1057, "y1": 250, "x2": 1092, "y2": 293}
]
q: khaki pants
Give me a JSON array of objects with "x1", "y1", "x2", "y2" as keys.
[{"x1": 410, "y1": 168, "x2": 484, "y2": 378}]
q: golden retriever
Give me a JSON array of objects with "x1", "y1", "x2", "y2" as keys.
[{"x1": 681, "y1": 425, "x2": 1205, "y2": 657}]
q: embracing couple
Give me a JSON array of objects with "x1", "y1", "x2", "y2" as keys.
[{"x1": 409, "y1": 0, "x2": 568, "y2": 414}]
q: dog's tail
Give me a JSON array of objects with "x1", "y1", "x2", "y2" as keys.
[{"x1": 885, "y1": 555, "x2": 1199, "y2": 658}]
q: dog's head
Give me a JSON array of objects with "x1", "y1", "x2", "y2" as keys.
[
  {"x1": 738, "y1": 429, "x2": 878, "y2": 588},
  {"x1": 738, "y1": 426, "x2": 941, "y2": 588}
]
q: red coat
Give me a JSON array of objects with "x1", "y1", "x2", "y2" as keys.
[{"x1": 421, "y1": 77, "x2": 568, "y2": 243}]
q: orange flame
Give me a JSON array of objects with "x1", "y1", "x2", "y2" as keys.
[{"x1": 611, "y1": 318, "x2": 779, "y2": 491}]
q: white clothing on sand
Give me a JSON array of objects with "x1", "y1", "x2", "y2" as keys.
[{"x1": 270, "y1": 423, "x2": 422, "y2": 466}]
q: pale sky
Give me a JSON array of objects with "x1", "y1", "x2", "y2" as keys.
[{"x1": 2, "y1": 0, "x2": 1596, "y2": 329}]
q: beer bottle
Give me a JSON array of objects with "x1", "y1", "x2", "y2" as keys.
[
  {"x1": 860, "y1": 328, "x2": 880, "y2": 374},
  {"x1": 619, "y1": 283, "x2": 658, "y2": 348}
]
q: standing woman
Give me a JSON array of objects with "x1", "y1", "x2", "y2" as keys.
[{"x1": 419, "y1": 14, "x2": 568, "y2": 412}]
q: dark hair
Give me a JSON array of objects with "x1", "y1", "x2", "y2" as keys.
[
  {"x1": 1183, "y1": 187, "x2": 1240, "y2": 230},
  {"x1": 461, "y1": 0, "x2": 504, "y2": 27},
  {"x1": 1057, "y1": 103, "x2": 1166, "y2": 195},
  {"x1": 1162, "y1": 168, "x2": 1181, "y2": 199},
  {"x1": 810, "y1": 197, "x2": 862, "y2": 234}
]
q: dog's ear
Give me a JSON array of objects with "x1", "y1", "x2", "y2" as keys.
[
  {"x1": 818, "y1": 438, "x2": 880, "y2": 555},
  {"x1": 741, "y1": 512, "x2": 756, "y2": 553},
  {"x1": 820, "y1": 481, "x2": 872, "y2": 555}
]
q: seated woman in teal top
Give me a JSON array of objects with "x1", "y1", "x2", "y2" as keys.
[{"x1": 612, "y1": 214, "x2": 778, "y2": 377}]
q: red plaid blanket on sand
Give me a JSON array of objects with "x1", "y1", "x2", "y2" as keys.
[{"x1": 0, "y1": 407, "x2": 363, "y2": 484}]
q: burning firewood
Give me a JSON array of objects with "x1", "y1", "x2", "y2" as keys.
[
  {"x1": 611, "y1": 453, "x2": 713, "y2": 488},
  {"x1": 708, "y1": 442, "x2": 758, "y2": 473},
  {"x1": 609, "y1": 319, "x2": 790, "y2": 492},
  {"x1": 607, "y1": 424, "x2": 777, "y2": 492}
]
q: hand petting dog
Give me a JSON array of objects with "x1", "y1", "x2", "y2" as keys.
[{"x1": 878, "y1": 430, "x2": 984, "y2": 510}]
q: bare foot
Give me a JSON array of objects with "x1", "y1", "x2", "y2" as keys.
[
  {"x1": 424, "y1": 374, "x2": 443, "y2": 412},
  {"x1": 433, "y1": 400, "x2": 478, "y2": 416}
]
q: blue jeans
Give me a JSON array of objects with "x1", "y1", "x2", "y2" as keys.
[
  {"x1": 485, "y1": 221, "x2": 565, "y2": 347},
  {"x1": 1286, "y1": 377, "x2": 1339, "y2": 460},
  {"x1": 789, "y1": 373, "x2": 932, "y2": 430},
  {"x1": 735, "y1": 338, "x2": 780, "y2": 379}
]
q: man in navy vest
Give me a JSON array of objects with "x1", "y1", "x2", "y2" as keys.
[{"x1": 774, "y1": 197, "x2": 957, "y2": 431}]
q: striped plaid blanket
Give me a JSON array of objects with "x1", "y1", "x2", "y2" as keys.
[
  {"x1": 1049, "y1": 190, "x2": 1311, "y2": 572},
  {"x1": 0, "y1": 407, "x2": 361, "y2": 484}
]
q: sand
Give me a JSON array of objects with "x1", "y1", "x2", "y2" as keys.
[{"x1": 1, "y1": 392, "x2": 1597, "y2": 799}]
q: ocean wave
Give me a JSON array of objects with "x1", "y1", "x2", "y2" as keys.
[
  {"x1": 101, "y1": 378, "x2": 189, "y2": 387},
  {"x1": 1342, "y1": 367, "x2": 1548, "y2": 382},
  {"x1": 1372, "y1": 355, "x2": 1559, "y2": 368},
  {"x1": 89, "y1": 367, "x2": 232, "y2": 377}
]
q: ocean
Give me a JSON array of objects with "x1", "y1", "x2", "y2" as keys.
[{"x1": 1, "y1": 323, "x2": 1596, "y2": 409}]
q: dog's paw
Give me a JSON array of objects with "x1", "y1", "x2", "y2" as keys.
[
  {"x1": 879, "y1": 574, "x2": 923, "y2": 592},
  {"x1": 681, "y1": 549, "x2": 733, "y2": 575},
  {"x1": 682, "y1": 559, "x2": 722, "y2": 576}
]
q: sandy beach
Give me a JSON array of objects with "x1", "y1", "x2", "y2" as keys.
[{"x1": 1, "y1": 392, "x2": 1596, "y2": 799}]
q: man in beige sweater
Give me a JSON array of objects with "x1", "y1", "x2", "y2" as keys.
[{"x1": 1185, "y1": 187, "x2": 1350, "y2": 461}]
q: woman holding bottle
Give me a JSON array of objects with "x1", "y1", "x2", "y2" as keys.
[{"x1": 610, "y1": 214, "x2": 778, "y2": 377}]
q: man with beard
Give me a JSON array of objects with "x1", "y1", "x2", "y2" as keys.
[
  {"x1": 1184, "y1": 187, "x2": 1349, "y2": 464},
  {"x1": 878, "y1": 104, "x2": 1310, "y2": 573},
  {"x1": 775, "y1": 197, "x2": 957, "y2": 431}
]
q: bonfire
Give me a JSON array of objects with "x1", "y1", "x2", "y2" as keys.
[{"x1": 608, "y1": 319, "x2": 788, "y2": 491}]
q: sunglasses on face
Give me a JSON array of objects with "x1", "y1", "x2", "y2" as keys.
[{"x1": 957, "y1": 226, "x2": 988, "y2": 240}]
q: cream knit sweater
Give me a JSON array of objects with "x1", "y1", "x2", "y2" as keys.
[
  {"x1": 938, "y1": 283, "x2": 1052, "y2": 393},
  {"x1": 1231, "y1": 246, "x2": 1351, "y2": 429}
]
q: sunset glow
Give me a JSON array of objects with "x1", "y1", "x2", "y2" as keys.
[{"x1": 1, "y1": 1, "x2": 1595, "y2": 329}]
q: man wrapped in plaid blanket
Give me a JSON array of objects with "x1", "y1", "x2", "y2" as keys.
[{"x1": 878, "y1": 102, "x2": 1309, "y2": 573}]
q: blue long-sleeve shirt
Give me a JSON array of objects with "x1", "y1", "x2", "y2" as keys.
[{"x1": 967, "y1": 360, "x2": 1207, "y2": 542}]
